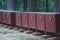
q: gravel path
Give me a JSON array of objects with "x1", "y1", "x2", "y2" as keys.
[{"x1": 0, "y1": 26, "x2": 54, "y2": 40}]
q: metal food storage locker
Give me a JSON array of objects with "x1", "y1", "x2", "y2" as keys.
[
  {"x1": 2, "y1": 12, "x2": 7, "y2": 24},
  {"x1": 6, "y1": 12, "x2": 16, "y2": 27},
  {"x1": 16, "y1": 12, "x2": 22, "y2": 28},
  {"x1": 22, "y1": 12, "x2": 28, "y2": 28},
  {"x1": 28, "y1": 13, "x2": 36, "y2": 29},
  {"x1": 0, "y1": 12, "x2": 2, "y2": 24},
  {"x1": 45, "y1": 13, "x2": 60, "y2": 34},
  {"x1": 36, "y1": 13, "x2": 45, "y2": 31}
]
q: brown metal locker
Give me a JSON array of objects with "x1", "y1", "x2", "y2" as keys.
[
  {"x1": 22, "y1": 13, "x2": 28, "y2": 28},
  {"x1": 45, "y1": 14, "x2": 56, "y2": 33},
  {"x1": 29, "y1": 13, "x2": 36, "y2": 29},
  {"x1": 11, "y1": 12, "x2": 16, "y2": 26},
  {"x1": 16, "y1": 12, "x2": 21, "y2": 26},
  {"x1": 0, "y1": 12, "x2": 3, "y2": 24},
  {"x1": 36, "y1": 14, "x2": 45, "y2": 31},
  {"x1": 0, "y1": 12, "x2": 1, "y2": 23},
  {"x1": 2, "y1": 12, "x2": 6, "y2": 24},
  {"x1": 6, "y1": 12, "x2": 16, "y2": 26},
  {"x1": 2, "y1": 12, "x2": 7, "y2": 24},
  {"x1": 6, "y1": 12, "x2": 11, "y2": 25},
  {"x1": 4, "y1": 12, "x2": 7, "y2": 24}
]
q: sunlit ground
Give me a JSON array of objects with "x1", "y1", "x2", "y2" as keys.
[{"x1": 0, "y1": 26, "x2": 55, "y2": 40}]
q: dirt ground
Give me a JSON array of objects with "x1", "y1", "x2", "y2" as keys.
[{"x1": 0, "y1": 26, "x2": 55, "y2": 40}]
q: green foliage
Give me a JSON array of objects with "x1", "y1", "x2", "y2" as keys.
[
  {"x1": 37, "y1": 0, "x2": 54, "y2": 12},
  {"x1": 48, "y1": 0, "x2": 54, "y2": 12},
  {"x1": 1, "y1": 0, "x2": 7, "y2": 10},
  {"x1": 0, "y1": 0, "x2": 54, "y2": 12},
  {"x1": 17, "y1": 0, "x2": 24, "y2": 11},
  {"x1": 37, "y1": 0, "x2": 46, "y2": 12}
]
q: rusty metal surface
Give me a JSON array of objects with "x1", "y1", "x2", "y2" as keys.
[
  {"x1": 45, "y1": 14, "x2": 56, "y2": 33},
  {"x1": 2, "y1": 12, "x2": 7, "y2": 24},
  {"x1": 16, "y1": 12, "x2": 21, "y2": 26},
  {"x1": 0, "y1": 12, "x2": 2, "y2": 22},
  {"x1": 22, "y1": 13, "x2": 28, "y2": 28},
  {"x1": 28, "y1": 13, "x2": 36, "y2": 29},
  {"x1": 6, "y1": 12, "x2": 11, "y2": 25},
  {"x1": 36, "y1": 14, "x2": 45, "y2": 31}
]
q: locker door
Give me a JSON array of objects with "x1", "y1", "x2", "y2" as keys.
[
  {"x1": 16, "y1": 12, "x2": 21, "y2": 26},
  {"x1": 22, "y1": 13, "x2": 28, "y2": 28},
  {"x1": 0, "y1": 12, "x2": 1, "y2": 22},
  {"x1": 6, "y1": 12, "x2": 11, "y2": 25},
  {"x1": 2, "y1": 12, "x2": 6, "y2": 23},
  {"x1": 37, "y1": 14, "x2": 45, "y2": 31},
  {"x1": 4, "y1": 12, "x2": 7, "y2": 24},
  {"x1": 11, "y1": 12, "x2": 16, "y2": 26},
  {"x1": 1, "y1": 12, "x2": 3, "y2": 23},
  {"x1": 5, "y1": 12, "x2": 7, "y2": 24},
  {"x1": 29, "y1": 13, "x2": 36, "y2": 29},
  {"x1": 45, "y1": 14, "x2": 56, "y2": 33},
  {"x1": 3, "y1": 12, "x2": 7, "y2": 24}
]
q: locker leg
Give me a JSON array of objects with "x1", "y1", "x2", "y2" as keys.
[
  {"x1": 8, "y1": 26, "x2": 14, "y2": 30},
  {"x1": 13, "y1": 27, "x2": 19, "y2": 31},
  {"x1": 32, "y1": 32, "x2": 42, "y2": 36},
  {"x1": 25, "y1": 30, "x2": 33, "y2": 34},
  {"x1": 41, "y1": 35, "x2": 51, "y2": 38},
  {"x1": 18, "y1": 28, "x2": 26, "y2": 32}
]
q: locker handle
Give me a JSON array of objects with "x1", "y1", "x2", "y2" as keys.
[
  {"x1": 24, "y1": 16, "x2": 26, "y2": 19},
  {"x1": 49, "y1": 18, "x2": 52, "y2": 22},
  {"x1": 40, "y1": 17, "x2": 42, "y2": 21}
]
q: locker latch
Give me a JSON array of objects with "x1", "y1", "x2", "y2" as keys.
[
  {"x1": 40, "y1": 17, "x2": 42, "y2": 21},
  {"x1": 49, "y1": 18, "x2": 52, "y2": 22}
]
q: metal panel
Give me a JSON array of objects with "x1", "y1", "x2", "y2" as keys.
[
  {"x1": 2, "y1": 12, "x2": 4, "y2": 23},
  {"x1": 36, "y1": 14, "x2": 45, "y2": 31},
  {"x1": 16, "y1": 12, "x2": 21, "y2": 26},
  {"x1": 11, "y1": 12, "x2": 16, "y2": 26},
  {"x1": 45, "y1": 14, "x2": 56, "y2": 33},
  {"x1": 0, "y1": 12, "x2": 3, "y2": 23},
  {"x1": 22, "y1": 13, "x2": 28, "y2": 28},
  {"x1": 29, "y1": 13, "x2": 36, "y2": 29},
  {"x1": 4, "y1": 12, "x2": 7, "y2": 24},
  {"x1": 0, "y1": 12, "x2": 1, "y2": 22},
  {"x1": 2, "y1": 12, "x2": 6, "y2": 23},
  {"x1": 6, "y1": 12, "x2": 11, "y2": 25}
]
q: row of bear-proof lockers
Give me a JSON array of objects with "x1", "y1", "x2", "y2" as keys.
[
  {"x1": 0, "y1": 12, "x2": 60, "y2": 34},
  {"x1": 16, "y1": 12, "x2": 60, "y2": 33}
]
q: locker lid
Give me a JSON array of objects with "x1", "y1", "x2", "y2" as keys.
[{"x1": 0, "y1": 10, "x2": 21, "y2": 12}]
